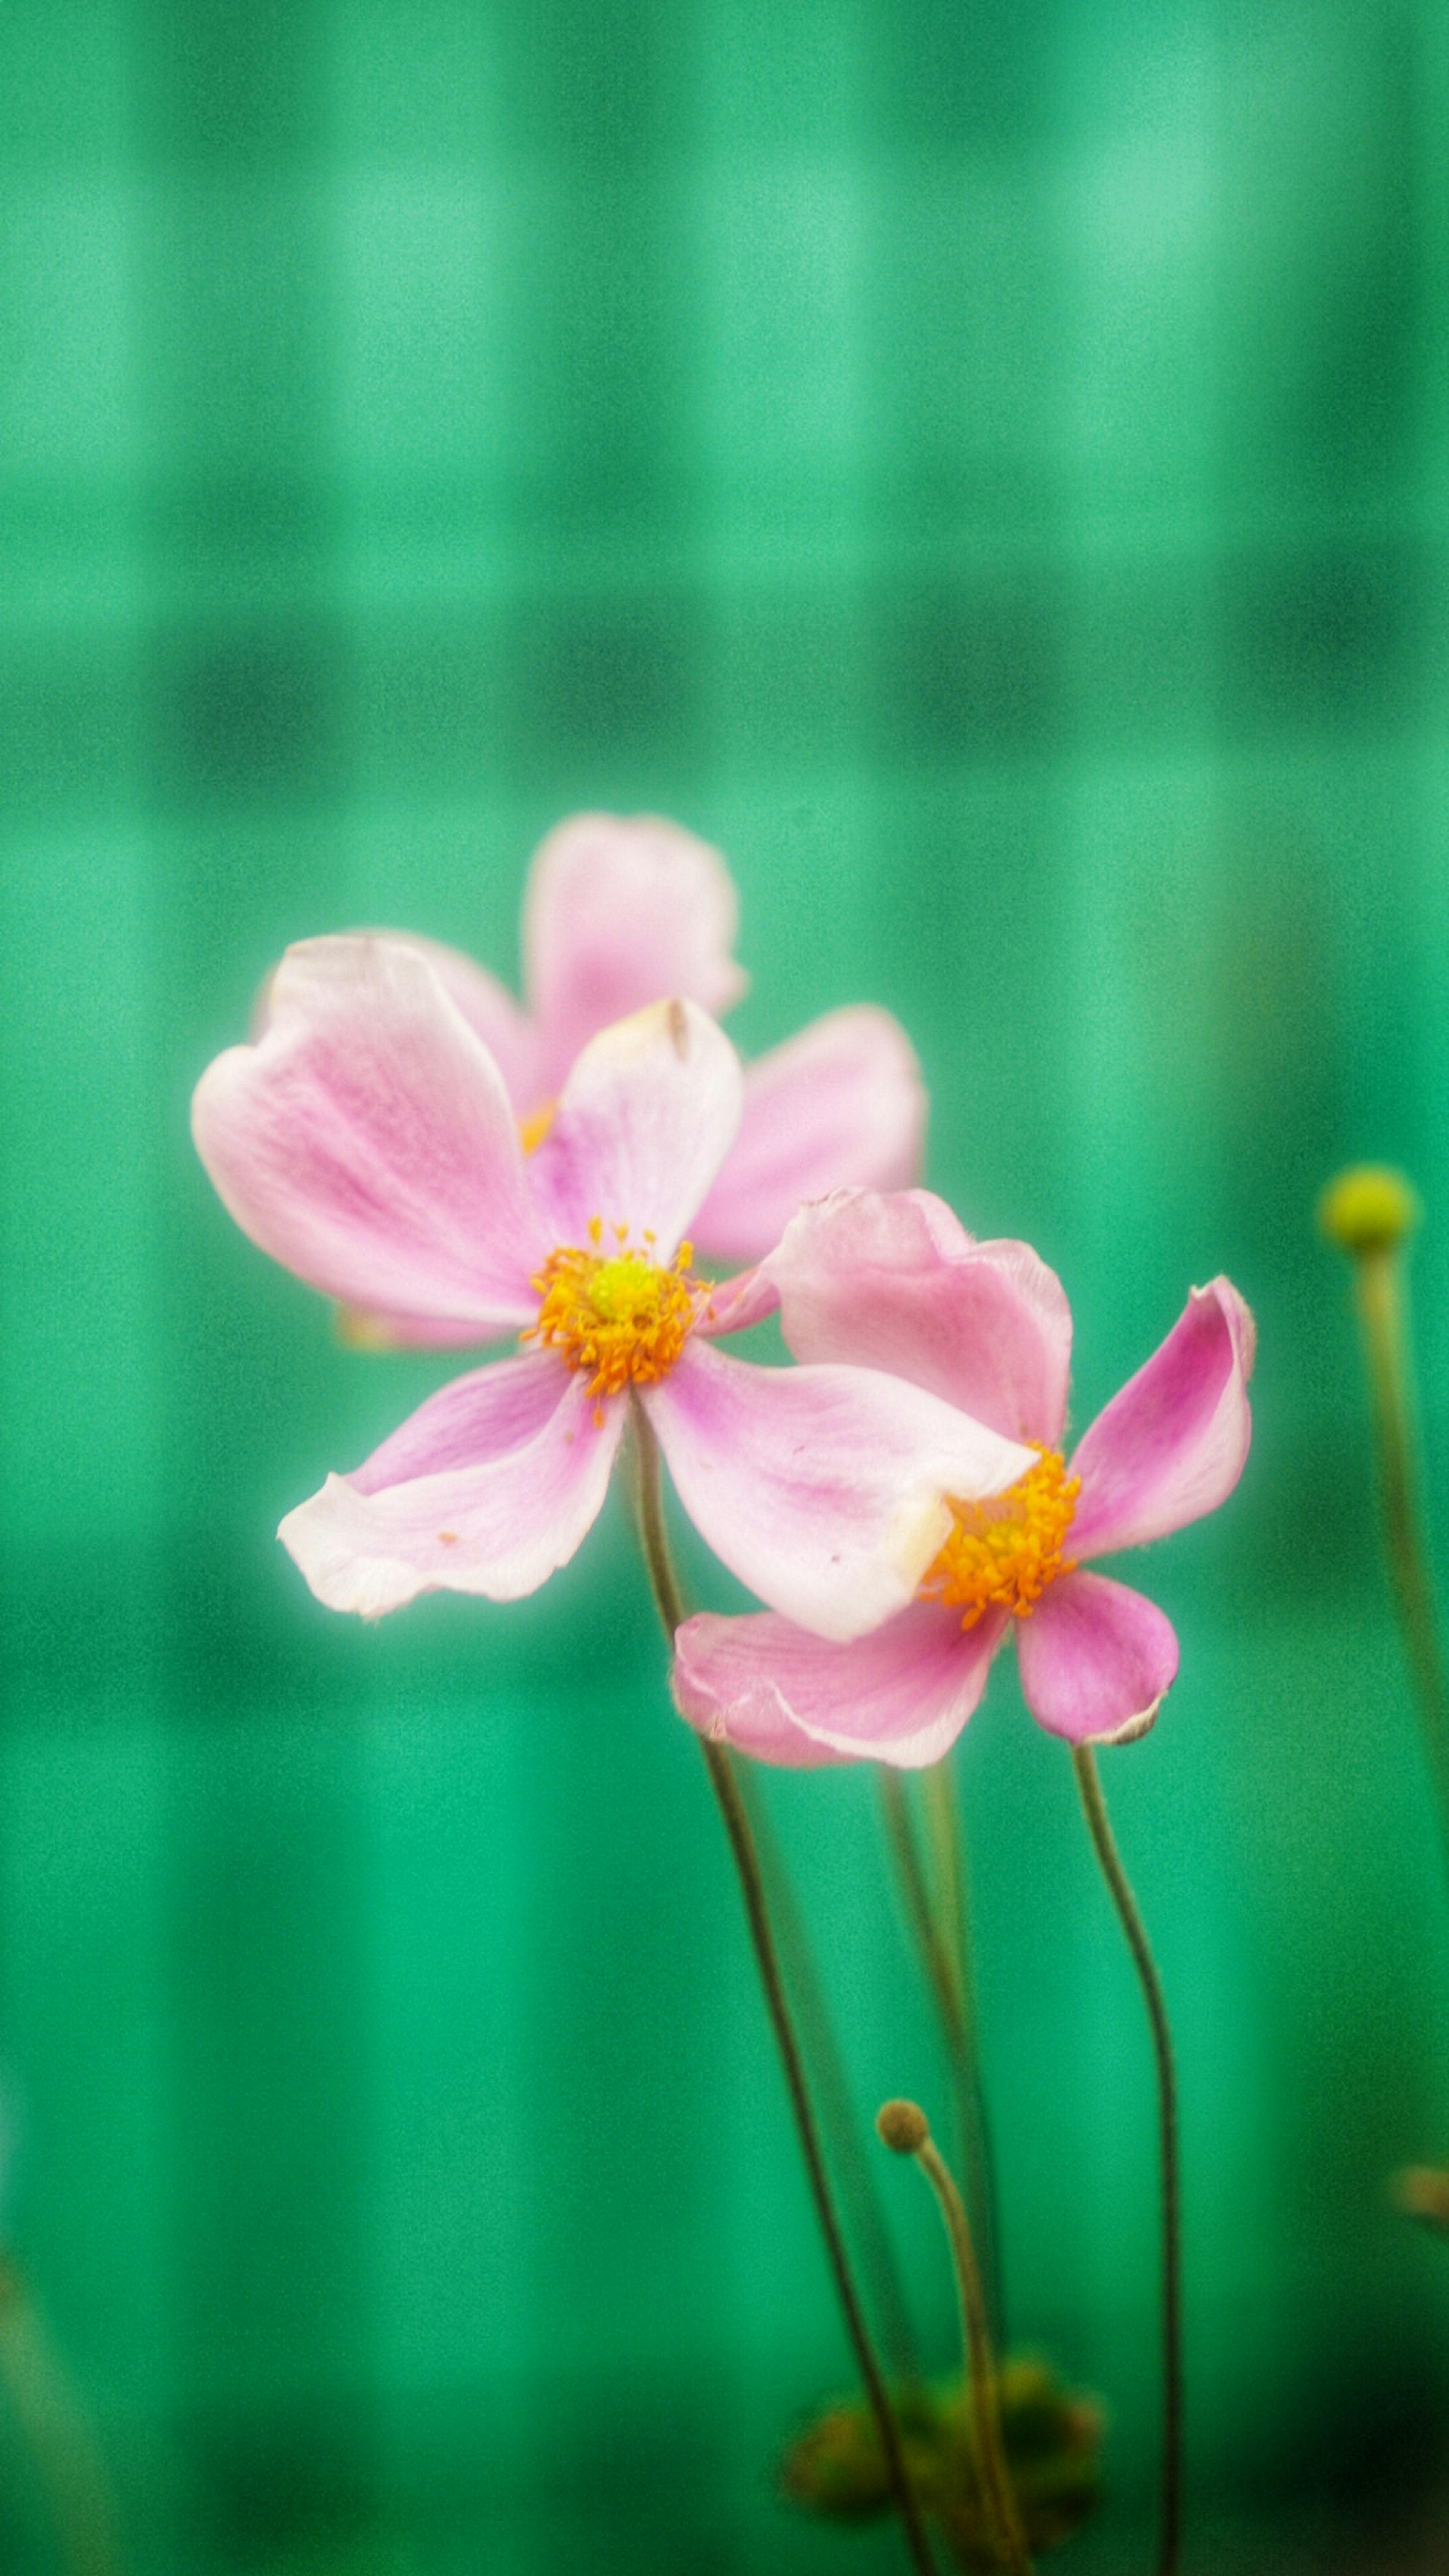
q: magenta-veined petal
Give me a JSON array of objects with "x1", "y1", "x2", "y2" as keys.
[
  {"x1": 673, "y1": 1600, "x2": 1005, "y2": 1769},
  {"x1": 766, "y1": 1188, "x2": 1072, "y2": 1444},
  {"x1": 278, "y1": 1355, "x2": 623, "y2": 1616},
  {"x1": 526, "y1": 999, "x2": 743, "y2": 1261},
  {"x1": 1015, "y1": 1571, "x2": 1178, "y2": 1744},
  {"x1": 644, "y1": 1341, "x2": 1035, "y2": 1645},
  {"x1": 193, "y1": 936, "x2": 548, "y2": 1332},
  {"x1": 1068, "y1": 1278, "x2": 1255, "y2": 1561},
  {"x1": 523, "y1": 814, "x2": 748, "y2": 1093},
  {"x1": 692, "y1": 1009, "x2": 927, "y2": 1265}
]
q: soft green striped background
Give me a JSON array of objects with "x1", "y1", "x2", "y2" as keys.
[{"x1": 4, "y1": 1, "x2": 1449, "y2": 2567}]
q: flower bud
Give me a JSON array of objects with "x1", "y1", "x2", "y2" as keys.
[
  {"x1": 1319, "y1": 1165, "x2": 1420, "y2": 1257},
  {"x1": 875, "y1": 2098, "x2": 929, "y2": 2156}
]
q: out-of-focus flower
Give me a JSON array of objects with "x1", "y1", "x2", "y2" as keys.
[
  {"x1": 338, "y1": 812, "x2": 925, "y2": 1282},
  {"x1": 783, "y1": 2358, "x2": 1103, "y2": 2565},
  {"x1": 673, "y1": 1190, "x2": 1254, "y2": 1763},
  {"x1": 194, "y1": 948, "x2": 1031, "y2": 1628}
]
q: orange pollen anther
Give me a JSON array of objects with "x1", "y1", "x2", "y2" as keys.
[
  {"x1": 923, "y1": 1445, "x2": 1080, "y2": 1629},
  {"x1": 523, "y1": 1223, "x2": 699, "y2": 1414}
]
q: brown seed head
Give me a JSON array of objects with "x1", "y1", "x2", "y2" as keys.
[{"x1": 875, "y1": 2098, "x2": 929, "y2": 2156}]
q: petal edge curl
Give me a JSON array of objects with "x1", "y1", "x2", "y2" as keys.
[
  {"x1": 193, "y1": 935, "x2": 546, "y2": 1333},
  {"x1": 673, "y1": 1599, "x2": 1004, "y2": 1769},
  {"x1": 1068, "y1": 1278, "x2": 1255, "y2": 1561},
  {"x1": 1015, "y1": 1570, "x2": 1178, "y2": 1744},
  {"x1": 280, "y1": 1357, "x2": 621, "y2": 1616}
]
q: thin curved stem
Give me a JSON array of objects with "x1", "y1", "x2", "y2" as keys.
[
  {"x1": 1071, "y1": 1746, "x2": 1181, "y2": 2576},
  {"x1": 741, "y1": 1772, "x2": 922, "y2": 2389},
  {"x1": 910, "y1": 2133, "x2": 1031, "y2": 2574},
  {"x1": 630, "y1": 1406, "x2": 940, "y2": 2576},
  {"x1": 923, "y1": 1762, "x2": 1005, "y2": 2343},
  {"x1": 880, "y1": 1765, "x2": 1004, "y2": 2343},
  {"x1": 1354, "y1": 1247, "x2": 1449, "y2": 1880}
]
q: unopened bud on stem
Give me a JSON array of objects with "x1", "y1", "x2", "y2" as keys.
[
  {"x1": 1319, "y1": 1165, "x2": 1420, "y2": 1259},
  {"x1": 876, "y1": 2099, "x2": 929, "y2": 2156}
]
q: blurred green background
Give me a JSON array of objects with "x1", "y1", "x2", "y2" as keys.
[{"x1": 4, "y1": 0, "x2": 1449, "y2": 2567}]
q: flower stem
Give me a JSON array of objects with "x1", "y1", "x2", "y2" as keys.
[
  {"x1": 880, "y1": 1764, "x2": 1004, "y2": 2343},
  {"x1": 1352, "y1": 1244, "x2": 1449, "y2": 1877},
  {"x1": 741, "y1": 1771, "x2": 922, "y2": 2389},
  {"x1": 877, "y1": 2101, "x2": 1031, "y2": 2574},
  {"x1": 630, "y1": 1406, "x2": 940, "y2": 2576},
  {"x1": 1070, "y1": 1745, "x2": 1181, "y2": 2576}
]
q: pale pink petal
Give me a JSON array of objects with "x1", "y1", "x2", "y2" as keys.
[
  {"x1": 373, "y1": 934, "x2": 541, "y2": 1110},
  {"x1": 692, "y1": 1264, "x2": 782, "y2": 1339},
  {"x1": 765, "y1": 1189, "x2": 1071, "y2": 1444},
  {"x1": 252, "y1": 935, "x2": 540, "y2": 1107},
  {"x1": 524, "y1": 814, "x2": 748, "y2": 1092},
  {"x1": 692, "y1": 1009, "x2": 927, "y2": 1265},
  {"x1": 644, "y1": 1341, "x2": 1035, "y2": 1644},
  {"x1": 1068, "y1": 1279, "x2": 1255, "y2": 1561},
  {"x1": 193, "y1": 937, "x2": 548, "y2": 1333},
  {"x1": 278, "y1": 1356, "x2": 622, "y2": 1616},
  {"x1": 1015, "y1": 1571, "x2": 1178, "y2": 1744},
  {"x1": 672, "y1": 1601, "x2": 1005, "y2": 1769},
  {"x1": 526, "y1": 1000, "x2": 743, "y2": 1261}
]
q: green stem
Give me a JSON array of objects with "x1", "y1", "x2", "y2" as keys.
[
  {"x1": 881, "y1": 1764, "x2": 1004, "y2": 2344},
  {"x1": 1354, "y1": 1246, "x2": 1449, "y2": 1876},
  {"x1": 631, "y1": 1406, "x2": 940, "y2": 2576},
  {"x1": 911, "y1": 2133, "x2": 1031, "y2": 2575},
  {"x1": 741, "y1": 1772, "x2": 922, "y2": 2389},
  {"x1": 1071, "y1": 1746, "x2": 1181, "y2": 2576}
]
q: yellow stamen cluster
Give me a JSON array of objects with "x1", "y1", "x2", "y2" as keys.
[
  {"x1": 524, "y1": 1218, "x2": 698, "y2": 1416},
  {"x1": 923, "y1": 1445, "x2": 1080, "y2": 1629}
]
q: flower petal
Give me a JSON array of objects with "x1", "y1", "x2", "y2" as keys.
[
  {"x1": 691, "y1": 1009, "x2": 927, "y2": 1265},
  {"x1": 645, "y1": 1340, "x2": 1035, "y2": 1644},
  {"x1": 369, "y1": 934, "x2": 541, "y2": 1110},
  {"x1": 765, "y1": 1188, "x2": 1072, "y2": 1444},
  {"x1": 1015, "y1": 1571, "x2": 1178, "y2": 1744},
  {"x1": 672, "y1": 1600, "x2": 1004, "y2": 1769},
  {"x1": 524, "y1": 814, "x2": 748, "y2": 1092},
  {"x1": 193, "y1": 937, "x2": 548, "y2": 1332},
  {"x1": 693, "y1": 1264, "x2": 782, "y2": 1338},
  {"x1": 526, "y1": 999, "x2": 743, "y2": 1261},
  {"x1": 1068, "y1": 1278, "x2": 1255, "y2": 1560},
  {"x1": 279, "y1": 1355, "x2": 622, "y2": 1616}
]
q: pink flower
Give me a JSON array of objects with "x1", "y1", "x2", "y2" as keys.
[
  {"x1": 672, "y1": 1190, "x2": 1255, "y2": 1763},
  {"x1": 192, "y1": 945, "x2": 1034, "y2": 1630},
  {"x1": 348, "y1": 812, "x2": 925, "y2": 1289}
]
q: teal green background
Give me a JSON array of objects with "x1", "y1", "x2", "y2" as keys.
[{"x1": 4, "y1": 0, "x2": 1449, "y2": 2567}]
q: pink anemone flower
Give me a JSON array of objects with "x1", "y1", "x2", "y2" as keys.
[
  {"x1": 346, "y1": 811, "x2": 926, "y2": 1288},
  {"x1": 192, "y1": 945, "x2": 1034, "y2": 1629},
  {"x1": 672, "y1": 1189, "x2": 1255, "y2": 1764}
]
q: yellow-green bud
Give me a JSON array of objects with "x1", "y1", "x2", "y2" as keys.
[
  {"x1": 875, "y1": 2098, "x2": 929, "y2": 2156},
  {"x1": 1318, "y1": 1165, "x2": 1420, "y2": 1257}
]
